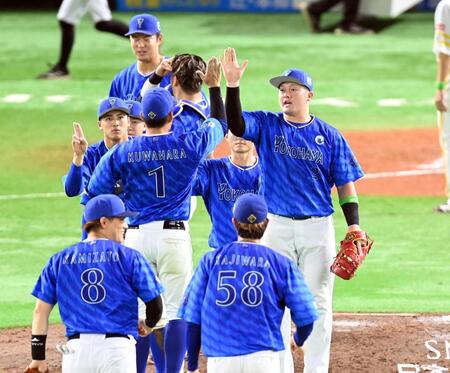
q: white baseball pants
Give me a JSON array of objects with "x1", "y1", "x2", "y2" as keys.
[
  {"x1": 207, "y1": 350, "x2": 281, "y2": 373},
  {"x1": 57, "y1": 0, "x2": 112, "y2": 25},
  {"x1": 62, "y1": 334, "x2": 136, "y2": 373},
  {"x1": 262, "y1": 214, "x2": 336, "y2": 373}
]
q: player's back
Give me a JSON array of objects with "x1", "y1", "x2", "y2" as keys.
[
  {"x1": 110, "y1": 122, "x2": 223, "y2": 224},
  {"x1": 35, "y1": 239, "x2": 158, "y2": 338},
  {"x1": 197, "y1": 241, "x2": 297, "y2": 357},
  {"x1": 172, "y1": 99, "x2": 209, "y2": 135}
]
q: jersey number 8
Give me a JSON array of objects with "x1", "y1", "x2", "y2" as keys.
[{"x1": 216, "y1": 270, "x2": 264, "y2": 307}]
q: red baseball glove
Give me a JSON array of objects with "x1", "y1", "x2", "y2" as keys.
[{"x1": 330, "y1": 231, "x2": 373, "y2": 280}]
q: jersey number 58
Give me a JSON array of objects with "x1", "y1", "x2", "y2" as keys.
[{"x1": 216, "y1": 270, "x2": 264, "y2": 307}]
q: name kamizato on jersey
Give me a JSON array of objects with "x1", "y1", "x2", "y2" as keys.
[{"x1": 274, "y1": 135, "x2": 324, "y2": 164}]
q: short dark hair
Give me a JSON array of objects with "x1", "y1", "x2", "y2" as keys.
[
  {"x1": 83, "y1": 219, "x2": 102, "y2": 234},
  {"x1": 235, "y1": 219, "x2": 269, "y2": 240},
  {"x1": 144, "y1": 114, "x2": 170, "y2": 129},
  {"x1": 172, "y1": 53, "x2": 206, "y2": 94}
]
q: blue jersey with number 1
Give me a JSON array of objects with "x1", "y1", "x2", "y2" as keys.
[
  {"x1": 32, "y1": 239, "x2": 164, "y2": 338},
  {"x1": 242, "y1": 112, "x2": 364, "y2": 217},
  {"x1": 178, "y1": 241, "x2": 318, "y2": 357},
  {"x1": 87, "y1": 118, "x2": 226, "y2": 225}
]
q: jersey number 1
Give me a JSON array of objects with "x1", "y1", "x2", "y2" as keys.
[{"x1": 148, "y1": 166, "x2": 166, "y2": 198}]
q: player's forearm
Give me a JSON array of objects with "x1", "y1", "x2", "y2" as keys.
[
  {"x1": 31, "y1": 300, "x2": 53, "y2": 360},
  {"x1": 226, "y1": 86, "x2": 245, "y2": 137},
  {"x1": 437, "y1": 52, "x2": 450, "y2": 84},
  {"x1": 209, "y1": 87, "x2": 225, "y2": 122},
  {"x1": 186, "y1": 322, "x2": 201, "y2": 371},
  {"x1": 64, "y1": 163, "x2": 84, "y2": 197},
  {"x1": 293, "y1": 322, "x2": 314, "y2": 347},
  {"x1": 144, "y1": 295, "x2": 163, "y2": 328},
  {"x1": 337, "y1": 182, "x2": 360, "y2": 229}
]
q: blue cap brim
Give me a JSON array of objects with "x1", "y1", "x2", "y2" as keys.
[
  {"x1": 113, "y1": 211, "x2": 140, "y2": 218},
  {"x1": 269, "y1": 76, "x2": 312, "y2": 91},
  {"x1": 98, "y1": 107, "x2": 130, "y2": 120},
  {"x1": 125, "y1": 30, "x2": 157, "y2": 36}
]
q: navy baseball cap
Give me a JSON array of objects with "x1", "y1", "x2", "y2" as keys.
[
  {"x1": 270, "y1": 68, "x2": 314, "y2": 91},
  {"x1": 233, "y1": 193, "x2": 268, "y2": 224},
  {"x1": 141, "y1": 87, "x2": 176, "y2": 121},
  {"x1": 125, "y1": 100, "x2": 143, "y2": 120},
  {"x1": 125, "y1": 14, "x2": 161, "y2": 36},
  {"x1": 98, "y1": 97, "x2": 129, "y2": 119},
  {"x1": 84, "y1": 194, "x2": 138, "y2": 222}
]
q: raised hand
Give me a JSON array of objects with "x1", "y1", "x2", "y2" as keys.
[
  {"x1": 155, "y1": 57, "x2": 174, "y2": 77},
  {"x1": 197, "y1": 56, "x2": 221, "y2": 88},
  {"x1": 220, "y1": 47, "x2": 248, "y2": 88},
  {"x1": 72, "y1": 122, "x2": 88, "y2": 165}
]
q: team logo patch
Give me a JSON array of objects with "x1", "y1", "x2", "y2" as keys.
[
  {"x1": 315, "y1": 135, "x2": 324, "y2": 145},
  {"x1": 148, "y1": 111, "x2": 156, "y2": 119},
  {"x1": 137, "y1": 17, "x2": 144, "y2": 29},
  {"x1": 108, "y1": 98, "x2": 116, "y2": 107},
  {"x1": 247, "y1": 214, "x2": 257, "y2": 223}
]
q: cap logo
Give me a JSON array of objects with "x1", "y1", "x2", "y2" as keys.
[
  {"x1": 247, "y1": 214, "x2": 257, "y2": 223},
  {"x1": 284, "y1": 69, "x2": 292, "y2": 76},
  {"x1": 156, "y1": 21, "x2": 161, "y2": 31},
  {"x1": 148, "y1": 111, "x2": 156, "y2": 119},
  {"x1": 137, "y1": 17, "x2": 144, "y2": 29},
  {"x1": 109, "y1": 98, "x2": 116, "y2": 107},
  {"x1": 127, "y1": 103, "x2": 133, "y2": 110},
  {"x1": 307, "y1": 76, "x2": 312, "y2": 85}
]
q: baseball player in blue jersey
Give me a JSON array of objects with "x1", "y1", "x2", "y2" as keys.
[
  {"x1": 192, "y1": 132, "x2": 261, "y2": 249},
  {"x1": 125, "y1": 100, "x2": 146, "y2": 137},
  {"x1": 178, "y1": 193, "x2": 318, "y2": 373},
  {"x1": 64, "y1": 97, "x2": 130, "y2": 237},
  {"x1": 26, "y1": 194, "x2": 164, "y2": 373},
  {"x1": 221, "y1": 48, "x2": 367, "y2": 373},
  {"x1": 109, "y1": 14, "x2": 171, "y2": 101},
  {"x1": 87, "y1": 60, "x2": 226, "y2": 373}
]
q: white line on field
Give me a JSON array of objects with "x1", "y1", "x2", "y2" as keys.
[
  {"x1": 45, "y1": 95, "x2": 71, "y2": 103},
  {"x1": 2, "y1": 94, "x2": 31, "y2": 103},
  {"x1": 364, "y1": 168, "x2": 444, "y2": 179},
  {"x1": 0, "y1": 192, "x2": 66, "y2": 200}
]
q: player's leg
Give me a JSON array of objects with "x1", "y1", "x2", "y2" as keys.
[
  {"x1": 86, "y1": 0, "x2": 128, "y2": 37},
  {"x1": 207, "y1": 355, "x2": 241, "y2": 373},
  {"x1": 37, "y1": 0, "x2": 87, "y2": 79},
  {"x1": 156, "y1": 224, "x2": 193, "y2": 373},
  {"x1": 437, "y1": 95, "x2": 450, "y2": 212},
  {"x1": 261, "y1": 214, "x2": 296, "y2": 373},
  {"x1": 296, "y1": 216, "x2": 335, "y2": 373}
]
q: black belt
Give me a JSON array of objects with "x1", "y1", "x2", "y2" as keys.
[
  {"x1": 278, "y1": 214, "x2": 312, "y2": 220},
  {"x1": 68, "y1": 333, "x2": 130, "y2": 340},
  {"x1": 128, "y1": 220, "x2": 185, "y2": 230}
]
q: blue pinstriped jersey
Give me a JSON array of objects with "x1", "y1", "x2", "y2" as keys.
[
  {"x1": 242, "y1": 112, "x2": 364, "y2": 217},
  {"x1": 192, "y1": 157, "x2": 261, "y2": 249},
  {"x1": 32, "y1": 239, "x2": 164, "y2": 338},
  {"x1": 109, "y1": 63, "x2": 172, "y2": 101},
  {"x1": 178, "y1": 241, "x2": 318, "y2": 357},
  {"x1": 172, "y1": 99, "x2": 210, "y2": 135},
  {"x1": 87, "y1": 118, "x2": 226, "y2": 225}
]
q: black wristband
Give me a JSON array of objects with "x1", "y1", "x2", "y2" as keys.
[
  {"x1": 341, "y1": 202, "x2": 359, "y2": 226},
  {"x1": 149, "y1": 72, "x2": 163, "y2": 85},
  {"x1": 31, "y1": 334, "x2": 47, "y2": 360}
]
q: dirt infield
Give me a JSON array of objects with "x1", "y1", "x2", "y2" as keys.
[
  {"x1": 2, "y1": 127, "x2": 448, "y2": 372},
  {"x1": 2, "y1": 313, "x2": 450, "y2": 372}
]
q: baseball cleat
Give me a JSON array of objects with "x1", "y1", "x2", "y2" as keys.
[
  {"x1": 435, "y1": 201, "x2": 450, "y2": 213},
  {"x1": 334, "y1": 23, "x2": 374, "y2": 35},
  {"x1": 37, "y1": 64, "x2": 70, "y2": 80},
  {"x1": 299, "y1": 2, "x2": 321, "y2": 33}
]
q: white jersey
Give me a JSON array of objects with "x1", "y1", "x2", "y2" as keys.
[{"x1": 434, "y1": 0, "x2": 450, "y2": 56}]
